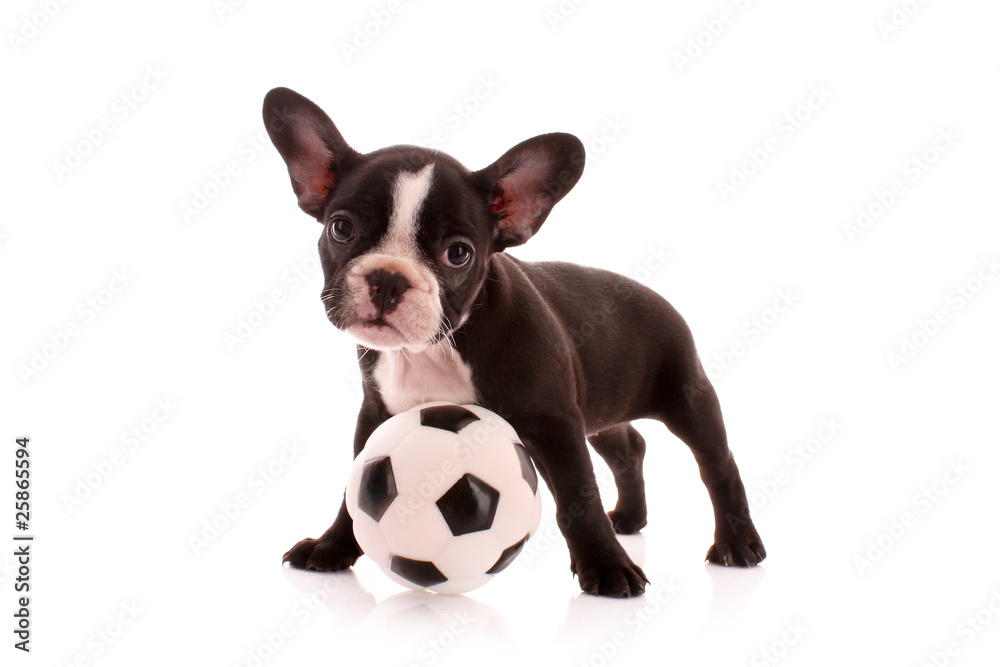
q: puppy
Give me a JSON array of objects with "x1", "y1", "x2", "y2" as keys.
[{"x1": 264, "y1": 87, "x2": 765, "y2": 597}]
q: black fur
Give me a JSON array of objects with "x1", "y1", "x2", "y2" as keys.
[{"x1": 265, "y1": 87, "x2": 765, "y2": 598}]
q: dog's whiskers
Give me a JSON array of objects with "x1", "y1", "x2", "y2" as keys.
[{"x1": 438, "y1": 316, "x2": 459, "y2": 360}]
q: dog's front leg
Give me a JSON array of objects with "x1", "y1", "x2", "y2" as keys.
[
  {"x1": 283, "y1": 395, "x2": 388, "y2": 571},
  {"x1": 519, "y1": 415, "x2": 649, "y2": 598}
]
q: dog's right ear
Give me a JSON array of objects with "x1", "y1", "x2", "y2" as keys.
[
  {"x1": 473, "y1": 133, "x2": 585, "y2": 251},
  {"x1": 263, "y1": 87, "x2": 358, "y2": 219}
]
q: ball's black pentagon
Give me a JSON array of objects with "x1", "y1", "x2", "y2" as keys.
[
  {"x1": 436, "y1": 473, "x2": 500, "y2": 536},
  {"x1": 419, "y1": 404, "x2": 480, "y2": 433},
  {"x1": 486, "y1": 535, "x2": 528, "y2": 575},
  {"x1": 390, "y1": 555, "x2": 448, "y2": 588},
  {"x1": 512, "y1": 442, "x2": 538, "y2": 494},
  {"x1": 358, "y1": 456, "x2": 397, "y2": 522}
]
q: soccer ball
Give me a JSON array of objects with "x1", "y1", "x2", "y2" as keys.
[{"x1": 345, "y1": 402, "x2": 542, "y2": 595}]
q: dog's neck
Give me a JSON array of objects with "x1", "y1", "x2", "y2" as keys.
[{"x1": 371, "y1": 340, "x2": 478, "y2": 415}]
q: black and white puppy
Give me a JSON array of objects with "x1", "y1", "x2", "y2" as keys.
[{"x1": 264, "y1": 87, "x2": 765, "y2": 598}]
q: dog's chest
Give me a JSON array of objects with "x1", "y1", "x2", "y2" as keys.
[{"x1": 373, "y1": 342, "x2": 478, "y2": 415}]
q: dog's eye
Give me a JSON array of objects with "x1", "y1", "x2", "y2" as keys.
[
  {"x1": 329, "y1": 215, "x2": 356, "y2": 243},
  {"x1": 442, "y1": 243, "x2": 473, "y2": 268}
]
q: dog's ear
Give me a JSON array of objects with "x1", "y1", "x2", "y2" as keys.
[
  {"x1": 263, "y1": 87, "x2": 358, "y2": 219},
  {"x1": 474, "y1": 133, "x2": 585, "y2": 250}
]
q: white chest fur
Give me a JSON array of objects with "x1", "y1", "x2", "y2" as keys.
[{"x1": 372, "y1": 341, "x2": 479, "y2": 415}]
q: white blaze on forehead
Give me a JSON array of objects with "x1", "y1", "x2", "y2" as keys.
[
  {"x1": 343, "y1": 161, "x2": 442, "y2": 350},
  {"x1": 381, "y1": 163, "x2": 435, "y2": 257}
]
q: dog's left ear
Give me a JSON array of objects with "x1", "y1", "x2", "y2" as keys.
[
  {"x1": 262, "y1": 87, "x2": 358, "y2": 219},
  {"x1": 474, "y1": 133, "x2": 585, "y2": 251}
]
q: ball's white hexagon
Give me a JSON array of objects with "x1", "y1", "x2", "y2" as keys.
[
  {"x1": 345, "y1": 402, "x2": 543, "y2": 595},
  {"x1": 350, "y1": 510, "x2": 392, "y2": 565},
  {"x1": 386, "y1": 429, "x2": 465, "y2": 518},
  {"x1": 454, "y1": 429, "x2": 522, "y2": 492},
  {"x1": 489, "y1": 479, "x2": 541, "y2": 549},
  {"x1": 379, "y1": 494, "x2": 453, "y2": 562},
  {"x1": 431, "y1": 530, "x2": 503, "y2": 580},
  {"x1": 363, "y1": 408, "x2": 425, "y2": 458}
]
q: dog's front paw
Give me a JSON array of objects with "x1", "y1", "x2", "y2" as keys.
[
  {"x1": 572, "y1": 553, "x2": 649, "y2": 598},
  {"x1": 706, "y1": 528, "x2": 766, "y2": 567},
  {"x1": 283, "y1": 536, "x2": 361, "y2": 572}
]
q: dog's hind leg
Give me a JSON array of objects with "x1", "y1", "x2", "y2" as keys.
[
  {"x1": 589, "y1": 424, "x2": 648, "y2": 534},
  {"x1": 657, "y1": 361, "x2": 765, "y2": 566}
]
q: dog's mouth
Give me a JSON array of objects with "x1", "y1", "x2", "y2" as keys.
[
  {"x1": 345, "y1": 316, "x2": 412, "y2": 351},
  {"x1": 350, "y1": 316, "x2": 400, "y2": 336}
]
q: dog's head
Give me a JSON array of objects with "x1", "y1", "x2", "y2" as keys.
[{"x1": 263, "y1": 87, "x2": 584, "y2": 352}]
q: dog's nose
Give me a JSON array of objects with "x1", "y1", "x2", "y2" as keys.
[{"x1": 367, "y1": 269, "x2": 410, "y2": 316}]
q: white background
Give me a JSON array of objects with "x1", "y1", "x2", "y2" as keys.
[{"x1": 3, "y1": 0, "x2": 999, "y2": 665}]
